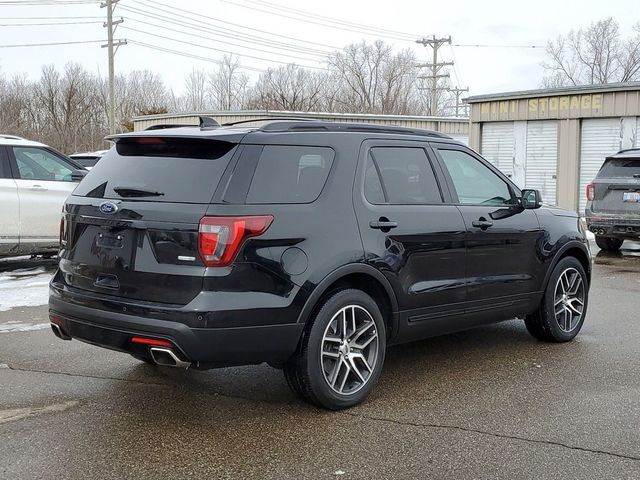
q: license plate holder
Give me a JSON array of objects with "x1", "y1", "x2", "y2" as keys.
[
  {"x1": 622, "y1": 192, "x2": 640, "y2": 203},
  {"x1": 96, "y1": 232, "x2": 124, "y2": 249}
]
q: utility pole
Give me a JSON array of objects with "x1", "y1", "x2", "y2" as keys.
[
  {"x1": 416, "y1": 36, "x2": 452, "y2": 116},
  {"x1": 101, "y1": 0, "x2": 126, "y2": 134},
  {"x1": 449, "y1": 86, "x2": 469, "y2": 117}
]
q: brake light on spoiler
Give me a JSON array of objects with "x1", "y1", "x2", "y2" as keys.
[{"x1": 198, "y1": 215, "x2": 273, "y2": 267}]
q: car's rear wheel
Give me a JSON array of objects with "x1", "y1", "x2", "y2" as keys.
[
  {"x1": 525, "y1": 257, "x2": 588, "y2": 342},
  {"x1": 284, "y1": 289, "x2": 386, "y2": 410},
  {"x1": 595, "y1": 235, "x2": 623, "y2": 252}
]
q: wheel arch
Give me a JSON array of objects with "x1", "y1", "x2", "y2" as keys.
[
  {"x1": 297, "y1": 263, "x2": 399, "y2": 340},
  {"x1": 543, "y1": 241, "x2": 592, "y2": 290}
]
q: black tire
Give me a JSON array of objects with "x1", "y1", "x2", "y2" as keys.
[
  {"x1": 283, "y1": 289, "x2": 386, "y2": 410},
  {"x1": 595, "y1": 236, "x2": 623, "y2": 252},
  {"x1": 525, "y1": 256, "x2": 589, "y2": 342}
]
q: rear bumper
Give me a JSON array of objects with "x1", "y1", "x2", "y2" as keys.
[
  {"x1": 49, "y1": 287, "x2": 304, "y2": 369},
  {"x1": 585, "y1": 214, "x2": 640, "y2": 238}
]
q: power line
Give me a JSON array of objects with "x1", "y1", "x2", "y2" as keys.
[
  {"x1": 120, "y1": 8, "x2": 331, "y2": 58},
  {"x1": 0, "y1": 20, "x2": 102, "y2": 25},
  {"x1": 245, "y1": 0, "x2": 420, "y2": 39},
  {"x1": 221, "y1": 0, "x2": 416, "y2": 42},
  {"x1": 0, "y1": 15, "x2": 103, "y2": 18},
  {"x1": 124, "y1": 0, "x2": 337, "y2": 54},
  {"x1": 0, "y1": 1, "x2": 99, "y2": 4},
  {"x1": 129, "y1": 0, "x2": 339, "y2": 51},
  {"x1": 453, "y1": 43, "x2": 545, "y2": 48},
  {"x1": 127, "y1": 40, "x2": 266, "y2": 73},
  {"x1": 120, "y1": 25, "x2": 326, "y2": 70},
  {"x1": 122, "y1": 18, "x2": 324, "y2": 63},
  {"x1": 0, "y1": 39, "x2": 103, "y2": 47}
]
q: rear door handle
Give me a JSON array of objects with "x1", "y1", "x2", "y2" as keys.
[
  {"x1": 29, "y1": 184, "x2": 48, "y2": 192},
  {"x1": 369, "y1": 218, "x2": 398, "y2": 230},
  {"x1": 472, "y1": 218, "x2": 493, "y2": 230}
]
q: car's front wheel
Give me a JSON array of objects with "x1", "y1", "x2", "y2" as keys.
[
  {"x1": 284, "y1": 289, "x2": 386, "y2": 410},
  {"x1": 595, "y1": 236, "x2": 623, "y2": 252},
  {"x1": 525, "y1": 256, "x2": 588, "y2": 342}
]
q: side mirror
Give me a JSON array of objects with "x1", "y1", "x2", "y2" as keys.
[
  {"x1": 71, "y1": 169, "x2": 87, "y2": 182},
  {"x1": 521, "y1": 189, "x2": 542, "y2": 209}
]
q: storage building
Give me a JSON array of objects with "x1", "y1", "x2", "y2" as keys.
[{"x1": 466, "y1": 82, "x2": 640, "y2": 212}]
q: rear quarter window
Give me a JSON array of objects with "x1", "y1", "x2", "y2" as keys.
[{"x1": 244, "y1": 145, "x2": 334, "y2": 204}]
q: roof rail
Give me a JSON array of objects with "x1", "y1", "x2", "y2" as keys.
[
  {"x1": 0, "y1": 134, "x2": 25, "y2": 140},
  {"x1": 258, "y1": 120, "x2": 451, "y2": 138},
  {"x1": 221, "y1": 116, "x2": 314, "y2": 126},
  {"x1": 145, "y1": 123, "x2": 197, "y2": 131}
]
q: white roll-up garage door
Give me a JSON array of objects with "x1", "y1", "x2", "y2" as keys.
[
  {"x1": 481, "y1": 122, "x2": 514, "y2": 177},
  {"x1": 579, "y1": 118, "x2": 622, "y2": 213},
  {"x1": 636, "y1": 117, "x2": 640, "y2": 147},
  {"x1": 525, "y1": 121, "x2": 558, "y2": 205}
]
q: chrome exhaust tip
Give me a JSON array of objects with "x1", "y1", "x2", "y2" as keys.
[
  {"x1": 50, "y1": 322, "x2": 72, "y2": 340},
  {"x1": 149, "y1": 347, "x2": 191, "y2": 369}
]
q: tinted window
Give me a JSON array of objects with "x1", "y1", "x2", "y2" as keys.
[
  {"x1": 71, "y1": 156, "x2": 100, "y2": 168},
  {"x1": 369, "y1": 147, "x2": 442, "y2": 204},
  {"x1": 364, "y1": 154, "x2": 385, "y2": 204},
  {"x1": 597, "y1": 158, "x2": 640, "y2": 178},
  {"x1": 245, "y1": 146, "x2": 334, "y2": 204},
  {"x1": 13, "y1": 147, "x2": 74, "y2": 182},
  {"x1": 73, "y1": 138, "x2": 237, "y2": 203},
  {"x1": 438, "y1": 149, "x2": 513, "y2": 205}
]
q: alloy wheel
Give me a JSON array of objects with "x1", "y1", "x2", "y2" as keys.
[
  {"x1": 554, "y1": 267, "x2": 585, "y2": 333},
  {"x1": 320, "y1": 305, "x2": 379, "y2": 395}
]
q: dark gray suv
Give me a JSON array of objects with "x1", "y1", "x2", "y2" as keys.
[{"x1": 585, "y1": 148, "x2": 640, "y2": 251}]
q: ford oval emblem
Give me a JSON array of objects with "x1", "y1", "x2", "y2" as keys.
[{"x1": 99, "y1": 201, "x2": 118, "y2": 215}]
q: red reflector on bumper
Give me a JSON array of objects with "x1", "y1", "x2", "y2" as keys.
[
  {"x1": 130, "y1": 337, "x2": 172, "y2": 348},
  {"x1": 49, "y1": 314, "x2": 64, "y2": 326}
]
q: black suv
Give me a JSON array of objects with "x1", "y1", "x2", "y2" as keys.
[
  {"x1": 585, "y1": 148, "x2": 640, "y2": 251},
  {"x1": 49, "y1": 119, "x2": 591, "y2": 409}
]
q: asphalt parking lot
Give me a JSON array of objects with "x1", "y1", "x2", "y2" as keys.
[{"x1": 1, "y1": 243, "x2": 639, "y2": 479}]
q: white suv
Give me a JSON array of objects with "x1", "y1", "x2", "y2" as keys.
[{"x1": 0, "y1": 135, "x2": 87, "y2": 256}]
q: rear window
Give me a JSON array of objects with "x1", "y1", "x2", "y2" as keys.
[
  {"x1": 73, "y1": 137, "x2": 237, "y2": 203},
  {"x1": 598, "y1": 158, "x2": 640, "y2": 178},
  {"x1": 244, "y1": 145, "x2": 334, "y2": 204}
]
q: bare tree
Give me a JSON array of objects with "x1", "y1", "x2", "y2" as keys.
[
  {"x1": 247, "y1": 64, "x2": 326, "y2": 111},
  {"x1": 208, "y1": 55, "x2": 249, "y2": 110},
  {"x1": 328, "y1": 41, "x2": 420, "y2": 114},
  {"x1": 184, "y1": 68, "x2": 209, "y2": 111},
  {"x1": 542, "y1": 18, "x2": 640, "y2": 87}
]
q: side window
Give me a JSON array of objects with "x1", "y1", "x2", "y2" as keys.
[
  {"x1": 364, "y1": 153, "x2": 385, "y2": 204},
  {"x1": 438, "y1": 149, "x2": 513, "y2": 205},
  {"x1": 13, "y1": 147, "x2": 74, "y2": 182},
  {"x1": 0, "y1": 150, "x2": 11, "y2": 179},
  {"x1": 367, "y1": 147, "x2": 442, "y2": 205},
  {"x1": 246, "y1": 145, "x2": 334, "y2": 204}
]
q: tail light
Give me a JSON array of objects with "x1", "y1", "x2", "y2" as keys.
[
  {"x1": 59, "y1": 214, "x2": 67, "y2": 248},
  {"x1": 586, "y1": 183, "x2": 595, "y2": 201},
  {"x1": 198, "y1": 215, "x2": 273, "y2": 267}
]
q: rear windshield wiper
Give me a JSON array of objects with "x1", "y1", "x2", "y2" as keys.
[{"x1": 113, "y1": 186, "x2": 165, "y2": 197}]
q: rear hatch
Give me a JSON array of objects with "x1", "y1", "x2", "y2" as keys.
[
  {"x1": 591, "y1": 156, "x2": 640, "y2": 214},
  {"x1": 59, "y1": 134, "x2": 241, "y2": 305}
]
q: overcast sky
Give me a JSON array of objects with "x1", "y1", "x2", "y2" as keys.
[{"x1": 0, "y1": 0, "x2": 637, "y2": 97}]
